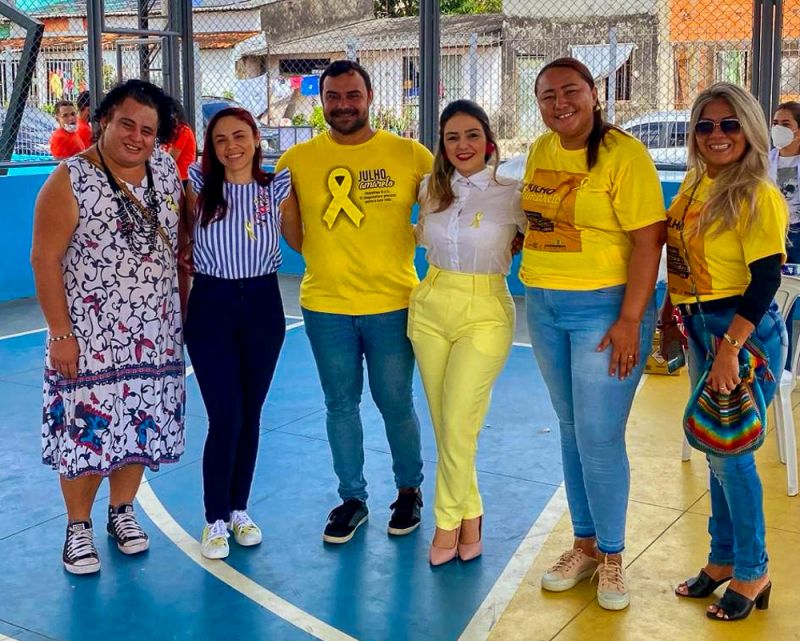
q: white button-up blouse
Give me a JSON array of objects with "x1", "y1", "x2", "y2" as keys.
[{"x1": 417, "y1": 167, "x2": 527, "y2": 275}]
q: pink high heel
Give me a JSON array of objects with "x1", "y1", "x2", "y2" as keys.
[
  {"x1": 458, "y1": 516, "x2": 483, "y2": 562},
  {"x1": 429, "y1": 527, "x2": 460, "y2": 566}
]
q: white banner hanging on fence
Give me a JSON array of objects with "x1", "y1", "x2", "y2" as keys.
[{"x1": 570, "y1": 42, "x2": 635, "y2": 80}]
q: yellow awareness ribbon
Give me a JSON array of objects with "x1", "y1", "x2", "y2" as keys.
[
  {"x1": 470, "y1": 211, "x2": 484, "y2": 228},
  {"x1": 165, "y1": 195, "x2": 179, "y2": 213},
  {"x1": 244, "y1": 220, "x2": 257, "y2": 241},
  {"x1": 322, "y1": 168, "x2": 365, "y2": 229}
]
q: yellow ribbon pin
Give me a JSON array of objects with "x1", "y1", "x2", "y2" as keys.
[
  {"x1": 470, "y1": 211, "x2": 484, "y2": 228},
  {"x1": 165, "y1": 195, "x2": 178, "y2": 213},
  {"x1": 322, "y1": 168, "x2": 365, "y2": 229},
  {"x1": 245, "y1": 220, "x2": 256, "y2": 241}
]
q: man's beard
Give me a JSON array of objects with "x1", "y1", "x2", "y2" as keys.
[{"x1": 325, "y1": 109, "x2": 368, "y2": 135}]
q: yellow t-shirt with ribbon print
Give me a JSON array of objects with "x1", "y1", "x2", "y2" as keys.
[
  {"x1": 519, "y1": 129, "x2": 666, "y2": 290},
  {"x1": 666, "y1": 171, "x2": 788, "y2": 305},
  {"x1": 276, "y1": 130, "x2": 433, "y2": 315}
]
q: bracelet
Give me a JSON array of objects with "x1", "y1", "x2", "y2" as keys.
[
  {"x1": 49, "y1": 332, "x2": 75, "y2": 343},
  {"x1": 722, "y1": 332, "x2": 741, "y2": 349}
]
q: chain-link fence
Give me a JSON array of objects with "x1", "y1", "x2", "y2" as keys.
[{"x1": 0, "y1": 0, "x2": 798, "y2": 168}]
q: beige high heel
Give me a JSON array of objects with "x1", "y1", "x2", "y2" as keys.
[
  {"x1": 458, "y1": 516, "x2": 483, "y2": 562},
  {"x1": 429, "y1": 526, "x2": 460, "y2": 566}
]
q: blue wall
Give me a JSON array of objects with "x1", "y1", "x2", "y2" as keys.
[{"x1": 1, "y1": 170, "x2": 683, "y2": 303}]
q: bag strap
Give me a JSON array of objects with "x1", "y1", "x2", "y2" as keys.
[
  {"x1": 678, "y1": 179, "x2": 775, "y2": 381},
  {"x1": 677, "y1": 180, "x2": 713, "y2": 358}
]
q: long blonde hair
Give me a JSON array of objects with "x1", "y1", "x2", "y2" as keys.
[
  {"x1": 687, "y1": 82, "x2": 771, "y2": 233},
  {"x1": 425, "y1": 100, "x2": 499, "y2": 213}
]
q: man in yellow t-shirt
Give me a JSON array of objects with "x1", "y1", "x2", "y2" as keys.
[{"x1": 277, "y1": 60, "x2": 433, "y2": 545}]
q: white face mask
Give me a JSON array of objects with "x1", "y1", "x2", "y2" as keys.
[
  {"x1": 62, "y1": 123, "x2": 77, "y2": 133},
  {"x1": 771, "y1": 124, "x2": 795, "y2": 150}
]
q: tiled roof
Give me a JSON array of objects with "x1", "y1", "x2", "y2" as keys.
[
  {"x1": 0, "y1": 31, "x2": 260, "y2": 50},
  {"x1": 5, "y1": 0, "x2": 275, "y2": 18},
  {"x1": 255, "y1": 14, "x2": 505, "y2": 56}
]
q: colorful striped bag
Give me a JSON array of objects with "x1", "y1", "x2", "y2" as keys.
[{"x1": 683, "y1": 336, "x2": 773, "y2": 457}]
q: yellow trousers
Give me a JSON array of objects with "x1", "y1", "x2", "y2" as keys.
[{"x1": 408, "y1": 265, "x2": 515, "y2": 529}]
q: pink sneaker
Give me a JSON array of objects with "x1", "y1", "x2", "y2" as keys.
[{"x1": 541, "y1": 548, "x2": 598, "y2": 592}]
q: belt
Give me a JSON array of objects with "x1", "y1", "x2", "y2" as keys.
[{"x1": 677, "y1": 296, "x2": 741, "y2": 317}]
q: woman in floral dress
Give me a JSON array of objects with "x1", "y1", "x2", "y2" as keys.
[{"x1": 31, "y1": 80, "x2": 187, "y2": 575}]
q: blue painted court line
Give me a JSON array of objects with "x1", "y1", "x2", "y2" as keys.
[{"x1": 0, "y1": 319, "x2": 564, "y2": 641}]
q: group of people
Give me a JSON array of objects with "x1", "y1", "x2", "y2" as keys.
[
  {"x1": 48, "y1": 90, "x2": 197, "y2": 189},
  {"x1": 31, "y1": 56, "x2": 791, "y2": 623}
]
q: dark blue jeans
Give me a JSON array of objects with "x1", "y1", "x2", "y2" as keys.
[
  {"x1": 302, "y1": 307, "x2": 424, "y2": 502},
  {"x1": 185, "y1": 273, "x2": 286, "y2": 523},
  {"x1": 684, "y1": 305, "x2": 787, "y2": 581}
]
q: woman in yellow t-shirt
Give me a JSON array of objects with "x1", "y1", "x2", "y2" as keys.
[
  {"x1": 662, "y1": 83, "x2": 787, "y2": 622},
  {"x1": 521, "y1": 58, "x2": 666, "y2": 611}
]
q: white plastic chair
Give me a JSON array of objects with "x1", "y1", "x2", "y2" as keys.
[
  {"x1": 680, "y1": 277, "x2": 799, "y2": 496},
  {"x1": 772, "y1": 275, "x2": 800, "y2": 496}
]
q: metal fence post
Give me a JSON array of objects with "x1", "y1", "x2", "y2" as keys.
[{"x1": 419, "y1": 0, "x2": 440, "y2": 151}]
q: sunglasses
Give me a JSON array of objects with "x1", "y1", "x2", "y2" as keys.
[{"x1": 694, "y1": 118, "x2": 742, "y2": 135}]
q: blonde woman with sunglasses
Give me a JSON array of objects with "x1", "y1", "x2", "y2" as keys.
[{"x1": 663, "y1": 83, "x2": 787, "y2": 622}]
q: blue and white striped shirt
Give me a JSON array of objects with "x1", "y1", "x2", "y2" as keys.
[{"x1": 189, "y1": 164, "x2": 292, "y2": 279}]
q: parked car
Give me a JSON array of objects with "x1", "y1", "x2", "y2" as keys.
[
  {"x1": 0, "y1": 105, "x2": 57, "y2": 158},
  {"x1": 620, "y1": 110, "x2": 690, "y2": 170},
  {"x1": 200, "y1": 96, "x2": 278, "y2": 153}
]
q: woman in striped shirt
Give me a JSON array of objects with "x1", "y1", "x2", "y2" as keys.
[{"x1": 183, "y1": 107, "x2": 299, "y2": 559}]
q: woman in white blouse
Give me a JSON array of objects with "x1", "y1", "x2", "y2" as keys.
[{"x1": 408, "y1": 100, "x2": 526, "y2": 566}]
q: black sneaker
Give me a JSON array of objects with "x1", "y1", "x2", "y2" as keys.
[
  {"x1": 107, "y1": 503, "x2": 150, "y2": 555},
  {"x1": 387, "y1": 488, "x2": 422, "y2": 536},
  {"x1": 63, "y1": 519, "x2": 100, "y2": 575},
  {"x1": 322, "y1": 499, "x2": 369, "y2": 544}
]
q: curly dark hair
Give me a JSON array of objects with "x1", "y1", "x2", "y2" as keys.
[{"x1": 94, "y1": 79, "x2": 178, "y2": 143}]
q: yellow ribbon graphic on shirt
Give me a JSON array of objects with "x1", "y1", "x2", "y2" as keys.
[
  {"x1": 470, "y1": 211, "x2": 483, "y2": 228},
  {"x1": 323, "y1": 168, "x2": 365, "y2": 229},
  {"x1": 244, "y1": 220, "x2": 256, "y2": 241}
]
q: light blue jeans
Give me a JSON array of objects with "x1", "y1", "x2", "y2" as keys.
[
  {"x1": 526, "y1": 286, "x2": 656, "y2": 554},
  {"x1": 684, "y1": 304, "x2": 786, "y2": 581},
  {"x1": 302, "y1": 307, "x2": 424, "y2": 502}
]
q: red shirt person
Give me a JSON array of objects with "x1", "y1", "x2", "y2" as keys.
[
  {"x1": 76, "y1": 90, "x2": 93, "y2": 148},
  {"x1": 49, "y1": 100, "x2": 86, "y2": 159}
]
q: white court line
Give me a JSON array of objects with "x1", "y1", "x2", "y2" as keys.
[
  {"x1": 458, "y1": 485, "x2": 567, "y2": 641},
  {"x1": 136, "y1": 482, "x2": 357, "y2": 641},
  {"x1": 458, "y1": 373, "x2": 649, "y2": 640},
  {"x1": 0, "y1": 327, "x2": 46, "y2": 341}
]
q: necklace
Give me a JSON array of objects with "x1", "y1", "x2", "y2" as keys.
[{"x1": 96, "y1": 143, "x2": 162, "y2": 255}]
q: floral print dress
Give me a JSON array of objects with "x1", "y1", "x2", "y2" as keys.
[{"x1": 42, "y1": 149, "x2": 185, "y2": 478}]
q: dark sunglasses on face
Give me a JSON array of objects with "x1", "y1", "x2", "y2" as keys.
[{"x1": 694, "y1": 118, "x2": 742, "y2": 135}]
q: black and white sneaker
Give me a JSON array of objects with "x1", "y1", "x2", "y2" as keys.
[
  {"x1": 322, "y1": 499, "x2": 369, "y2": 544},
  {"x1": 63, "y1": 520, "x2": 100, "y2": 575},
  {"x1": 107, "y1": 503, "x2": 150, "y2": 554},
  {"x1": 387, "y1": 488, "x2": 422, "y2": 536}
]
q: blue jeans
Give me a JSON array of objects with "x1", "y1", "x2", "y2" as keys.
[
  {"x1": 684, "y1": 305, "x2": 787, "y2": 581},
  {"x1": 302, "y1": 307, "x2": 424, "y2": 502},
  {"x1": 526, "y1": 286, "x2": 656, "y2": 554}
]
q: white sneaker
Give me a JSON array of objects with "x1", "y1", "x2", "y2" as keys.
[
  {"x1": 201, "y1": 519, "x2": 230, "y2": 560},
  {"x1": 595, "y1": 555, "x2": 630, "y2": 611},
  {"x1": 228, "y1": 510, "x2": 262, "y2": 547}
]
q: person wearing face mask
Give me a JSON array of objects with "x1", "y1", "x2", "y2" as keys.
[
  {"x1": 49, "y1": 100, "x2": 86, "y2": 159},
  {"x1": 769, "y1": 101, "x2": 800, "y2": 370},
  {"x1": 769, "y1": 101, "x2": 800, "y2": 261},
  {"x1": 409, "y1": 100, "x2": 526, "y2": 565}
]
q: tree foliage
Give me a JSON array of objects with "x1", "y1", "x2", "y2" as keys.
[{"x1": 374, "y1": 0, "x2": 502, "y2": 18}]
